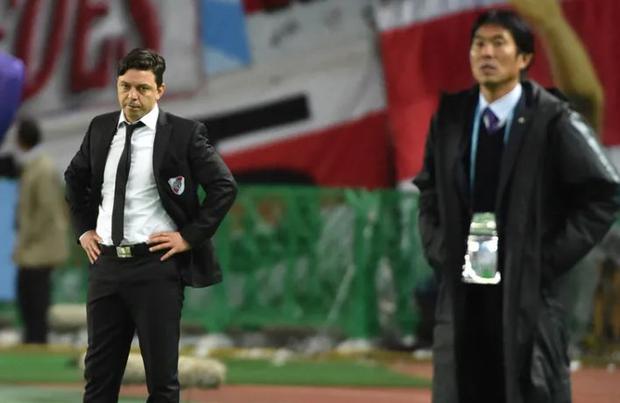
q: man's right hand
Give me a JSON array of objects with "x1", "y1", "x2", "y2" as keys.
[{"x1": 80, "y1": 230, "x2": 103, "y2": 264}]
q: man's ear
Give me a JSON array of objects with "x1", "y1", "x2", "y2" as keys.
[
  {"x1": 156, "y1": 83, "x2": 166, "y2": 100},
  {"x1": 519, "y1": 52, "x2": 534, "y2": 70}
]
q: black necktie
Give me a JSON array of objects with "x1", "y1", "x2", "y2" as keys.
[
  {"x1": 472, "y1": 109, "x2": 504, "y2": 212},
  {"x1": 111, "y1": 121, "x2": 144, "y2": 246}
]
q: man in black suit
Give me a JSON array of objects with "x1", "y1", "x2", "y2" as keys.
[
  {"x1": 414, "y1": 10, "x2": 620, "y2": 403},
  {"x1": 65, "y1": 48, "x2": 237, "y2": 403}
]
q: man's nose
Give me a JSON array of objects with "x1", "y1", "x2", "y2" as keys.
[
  {"x1": 480, "y1": 43, "x2": 494, "y2": 57},
  {"x1": 128, "y1": 88, "x2": 139, "y2": 99}
]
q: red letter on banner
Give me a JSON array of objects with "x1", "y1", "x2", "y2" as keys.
[
  {"x1": 126, "y1": 0, "x2": 161, "y2": 51},
  {"x1": 15, "y1": 0, "x2": 69, "y2": 99},
  {"x1": 70, "y1": 0, "x2": 114, "y2": 92}
]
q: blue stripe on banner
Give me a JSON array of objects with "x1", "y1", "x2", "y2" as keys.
[
  {"x1": 0, "y1": 179, "x2": 17, "y2": 301},
  {"x1": 201, "y1": 0, "x2": 252, "y2": 75}
]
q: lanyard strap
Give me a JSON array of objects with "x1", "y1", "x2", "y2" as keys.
[{"x1": 469, "y1": 105, "x2": 514, "y2": 190}]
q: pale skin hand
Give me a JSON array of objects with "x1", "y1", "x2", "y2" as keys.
[
  {"x1": 148, "y1": 231, "x2": 191, "y2": 261},
  {"x1": 80, "y1": 230, "x2": 103, "y2": 264}
]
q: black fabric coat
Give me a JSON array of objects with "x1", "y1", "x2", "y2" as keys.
[
  {"x1": 414, "y1": 81, "x2": 620, "y2": 403},
  {"x1": 65, "y1": 110, "x2": 237, "y2": 288}
]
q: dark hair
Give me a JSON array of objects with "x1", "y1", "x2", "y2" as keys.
[
  {"x1": 471, "y1": 9, "x2": 535, "y2": 56},
  {"x1": 117, "y1": 48, "x2": 166, "y2": 87},
  {"x1": 17, "y1": 118, "x2": 41, "y2": 149}
]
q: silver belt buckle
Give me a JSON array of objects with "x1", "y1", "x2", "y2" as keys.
[
  {"x1": 116, "y1": 246, "x2": 132, "y2": 258},
  {"x1": 462, "y1": 212, "x2": 501, "y2": 285}
]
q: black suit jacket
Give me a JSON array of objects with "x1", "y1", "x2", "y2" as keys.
[{"x1": 65, "y1": 109, "x2": 237, "y2": 287}]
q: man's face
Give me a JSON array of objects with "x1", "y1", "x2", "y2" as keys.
[
  {"x1": 117, "y1": 69, "x2": 165, "y2": 122},
  {"x1": 469, "y1": 24, "x2": 531, "y2": 91}
]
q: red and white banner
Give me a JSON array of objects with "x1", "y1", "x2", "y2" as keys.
[
  {"x1": 1, "y1": 0, "x2": 617, "y2": 190},
  {"x1": 0, "y1": 0, "x2": 203, "y2": 114},
  {"x1": 1, "y1": 0, "x2": 392, "y2": 188},
  {"x1": 218, "y1": 0, "x2": 392, "y2": 188},
  {"x1": 377, "y1": 0, "x2": 620, "y2": 184}
]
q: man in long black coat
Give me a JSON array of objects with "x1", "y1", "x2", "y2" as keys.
[{"x1": 414, "y1": 10, "x2": 620, "y2": 403}]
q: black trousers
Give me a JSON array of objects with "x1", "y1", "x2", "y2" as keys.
[
  {"x1": 458, "y1": 284, "x2": 505, "y2": 403},
  {"x1": 83, "y1": 252, "x2": 184, "y2": 403},
  {"x1": 17, "y1": 267, "x2": 52, "y2": 344}
]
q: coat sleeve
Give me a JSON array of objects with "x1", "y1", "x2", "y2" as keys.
[
  {"x1": 179, "y1": 122, "x2": 237, "y2": 247},
  {"x1": 64, "y1": 120, "x2": 98, "y2": 240},
  {"x1": 543, "y1": 110, "x2": 620, "y2": 277},
  {"x1": 413, "y1": 112, "x2": 447, "y2": 273}
]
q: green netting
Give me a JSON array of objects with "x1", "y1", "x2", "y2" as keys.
[{"x1": 50, "y1": 186, "x2": 433, "y2": 339}]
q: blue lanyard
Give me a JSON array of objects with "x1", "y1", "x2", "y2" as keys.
[{"x1": 469, "y1": 105, "x2": 514, "y2": 190}]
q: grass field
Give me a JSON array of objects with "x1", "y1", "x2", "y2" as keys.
[
  {"x1": 0, "y1": 386, "x2": 144, "y2": 403},
  {"x1": 224, "y1": 358, "x2": 428, "y2": 387},
  {"x1": 0, "y1": 349, "x2": 428, "y2": 387},
  {"x1": 0, "y1": 350, "x2": 81, "y2": 383}
]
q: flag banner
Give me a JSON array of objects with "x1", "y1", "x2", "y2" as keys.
[
  {"x1": 377, "y1": 0, "x2": 620, "y2": 182},
  {"x1": 201, "y1": 0, "x2": 252, "y2": 76},
  {"x1": 1, "y1": 0, "x2": 615, "y2": 188},
  {"x1": 0, "y1": 0, "x2": 204, "y2": 114}
]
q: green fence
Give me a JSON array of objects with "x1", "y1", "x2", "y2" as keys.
[{"x1": 51, "y1": 186, "x2": 433, "y2": 339}]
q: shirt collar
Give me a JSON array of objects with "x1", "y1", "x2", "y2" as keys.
[
  {"x1": 478, "y1": 83, "x2": 522, "y2": 125},
  {"x1": 117, "y1": 103, "x2": 159, "y2": 131}
]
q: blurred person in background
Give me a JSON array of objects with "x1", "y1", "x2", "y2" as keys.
[
  {"x1": 12, "y1": 118, "x2": 69, "y2": 344},
  {"x1": 65, "y1": 48, "x2": 237, "y2": 403},
  {"x1": 0, "y1": 51, "x2": 25, "y2": 177},
  {"x1": 414, "y1": 8, "x2": 620, "y2": 403},
  {"x1": 590, "y1": 224, "x2": 620, "y2": 347}
]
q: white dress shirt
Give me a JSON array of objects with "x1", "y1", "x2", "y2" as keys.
[
  {"x1": 478, "y1": 83, "x2": 523, "y2": 129},
  {"x1": 96, "y1": 104, "x2": 176, "y2": 245}
]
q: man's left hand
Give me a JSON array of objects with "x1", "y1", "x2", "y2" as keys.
[{"x1": 148, "y1": 231, "x2": 191, "y2": 261}]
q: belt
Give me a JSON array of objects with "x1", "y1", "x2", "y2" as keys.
[{"x1": 99, "y1": 243, "x2": 152, "y2": 258}]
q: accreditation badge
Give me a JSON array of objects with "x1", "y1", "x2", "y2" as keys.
[{"x1": 461, "y1": 212, "x2": 501, "y2": 285}]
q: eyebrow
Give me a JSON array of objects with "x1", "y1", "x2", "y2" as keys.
[
  {"x1": 473, "y1": 33, "x2": 507, "y2": 41},
  {"x1": 118, "y1": 81, "x2": 152, "y2": 88}
]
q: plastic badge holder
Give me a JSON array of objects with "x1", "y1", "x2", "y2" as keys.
[{"x1": 461, "y1": 212, "x2": 501, "y2": 285}]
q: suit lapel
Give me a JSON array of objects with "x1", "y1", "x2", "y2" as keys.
[
  {"x1": 153, "y1": 110, "x2": 172, "y2": 177},
  {"x1": 94, "y1": 114, "x2": 120, "y2": 189},
  {"x1": 496, "y1": 87, "x2": 534, "y2": 208}
]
